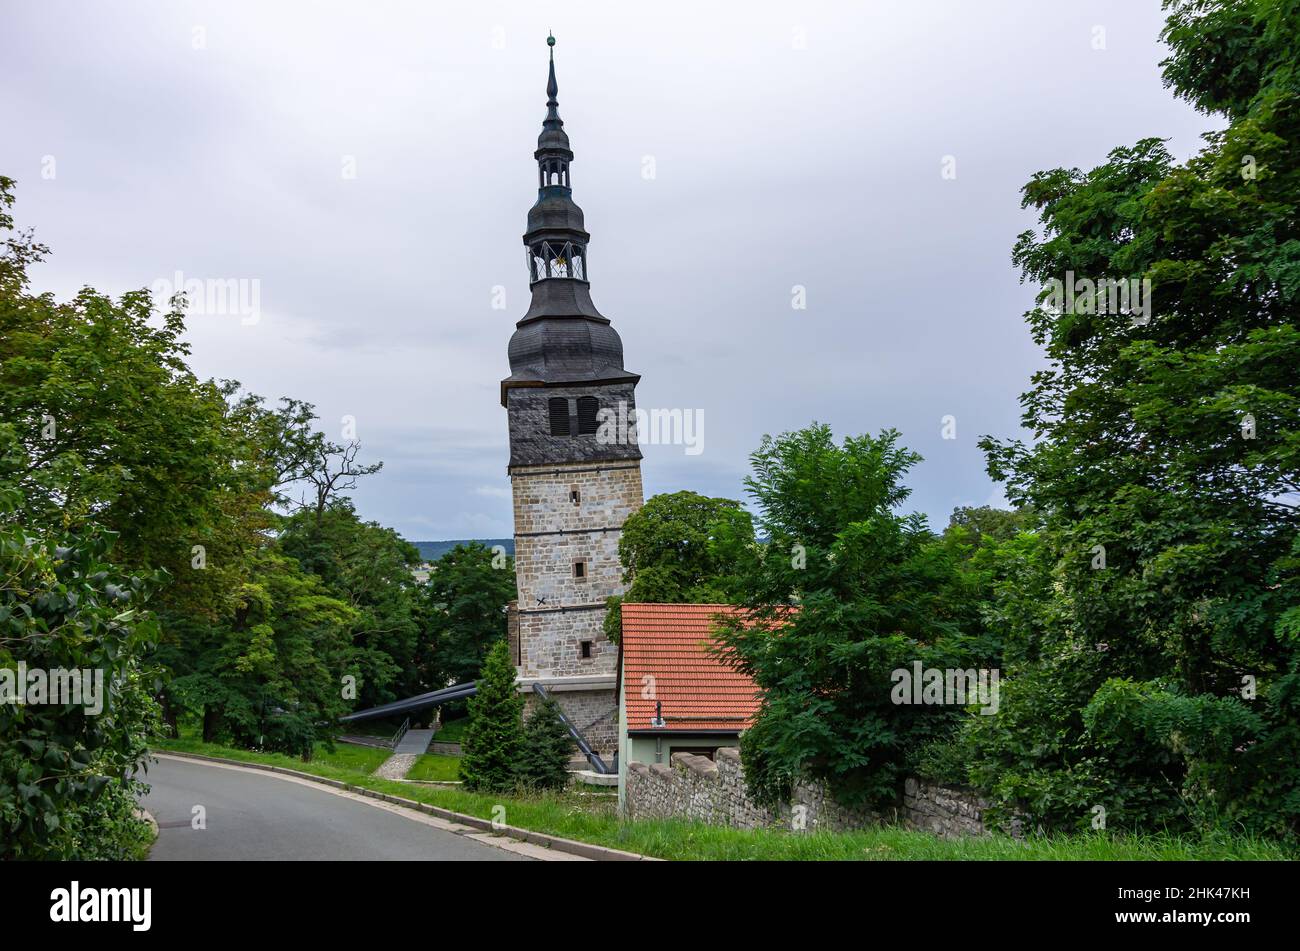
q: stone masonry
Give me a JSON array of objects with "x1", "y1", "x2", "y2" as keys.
[
  {"x1": 624, "y1": 748, "x2": 1005, "y2": 838},
  {"x1": 523, "y1": 687, "x2": 618, "y2": 758},
  {"x1": 509, "y1": 459, "x2": 642, "y2": 759},
  {"x1": 511, "y1": 460, "x2": 642, "y2": 680}
]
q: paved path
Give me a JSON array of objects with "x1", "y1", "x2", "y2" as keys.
[
  {"x1": 371, "y1": 727, "x2": 435, "y2": 780},
  {"x1": 394, "y1": 728, "x2": 434, "y2": 754},
  {"x1": 373, "y1": 753, "x2": 419, "y2": 780},
  {"x1": 141, "y1": 755, "x2": 531, "y2": 861}
]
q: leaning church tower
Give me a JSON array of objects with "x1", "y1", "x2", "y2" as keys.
[{"x1": 501, "y1": 36, "x2": 643, "y2": 758}]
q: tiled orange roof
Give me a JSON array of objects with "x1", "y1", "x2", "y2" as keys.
[{"x1": 621, "y1": 603, "x2": 766, "y2": 733}]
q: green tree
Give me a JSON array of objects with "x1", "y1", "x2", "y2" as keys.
[
  {"x1": 0, "y1": 468, "x2": 162, "y2": 859},
  {"x1": 944, "y1": 505, "x2": 1034, "y2": 549},
  {"x1": 969, "y1": 0, "x2": 1300, "y2": 835},
  {"x1": 717, "y1": 424, "x2": 978, "y2": 810},
  {"x1": 516, "y1": 695, "x2": 574, "y2": 791},
  {"x1": 422, "y1": 542, "x2": 516, "y2": 689},
  {"x1": 0, "y1": 181, "x2": 263, "y2": 598},
  {"x1": 604, "y1": 490, "x2": 756, "y2": 642},
  {"x1": 927, "y1": 507, "x2": 1044, "y2": 667},
  {"x1": 459, "y1": 640, "x2": 523, "y2": 793},
  {"x1": 169, "y1": 550, "x2": 356, "y2": 755},
  {"x1": 279, "y1": 503, "x2": 419, "y2": 709},
  {"x1": 0, "y1": 173, "x2": 411, "y2": 767}
]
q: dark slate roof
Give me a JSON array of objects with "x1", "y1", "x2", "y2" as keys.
[
  {"x1": 519, "y1": 278, "x2": 605, "y2": 323},
  {"x1": 502, "y1": 37, "x2": 638, "y2": 397},
  {"x1": 525, "y1": 186, "x2": 587, "y2": 238},
  {"x1": 505, "y1": 312, "x2": 636, "y2": 385},
  {"x1": 538, "y1": 125, "x2": 571, "y2": 152}
]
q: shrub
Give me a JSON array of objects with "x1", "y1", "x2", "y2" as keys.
[
  {"x1": 0, "y1": 483, "x2": 162, "y2": 859},
  {"x1": 516, "y1": 695, "x2": 574, "y2": 791}
]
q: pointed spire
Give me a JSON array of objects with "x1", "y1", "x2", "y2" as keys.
[
  {"x1": 543, "y1": 33, "x2": 563, "y2": 133},
  {"x1": 537, "y1": 32, "x2": 570, "y2": 154},
  {"x1": 547, "y1": 33, "x2": 558, "y2": 99}
]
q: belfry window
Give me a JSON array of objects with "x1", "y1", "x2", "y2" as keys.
[
  {"x1": 576, "y1": 397, "x2": 599, "y2": 435},
  {"x1": 548, "y1": 398, "x2": 570, "y2": 436},
  {"x1": 538, "y1": 160, "x2": 570, "y2": 188},
  {"x1": 528, "y1": 240, "x2": 585, "y2": 283},
  {"x1": 547, "y1": 397, "x2": 598, "y2": 437}
]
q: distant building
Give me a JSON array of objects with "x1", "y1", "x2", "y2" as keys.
[
  {"x1": 501, "y1": 36, "x2": 643, "y2": 759},
  {"x1": 616, "y1": 604, "x2": 764, "y2": 807}
]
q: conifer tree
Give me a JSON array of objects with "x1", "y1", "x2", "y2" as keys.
[
  {"x1": 459, "y1": 640, "x2": 523, "y2": 792},
  {"x1": 517, "y1": 695, "x2": 575, "y2": 791}
]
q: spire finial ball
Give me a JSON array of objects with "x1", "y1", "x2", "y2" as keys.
[{"x1": 547, "y1": 34, "x2": 555, "y2": 47}]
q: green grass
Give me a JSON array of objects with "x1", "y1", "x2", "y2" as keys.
[
  {"x1": 432, "y1": 718, "x2": 468, "y2": 744},
  {"x1": 148, "y1": 735, "x2": 1290, "y2": 861},
  {"x1": 405, "y1": 753, "x2": 461, "y2": 782},
  {"x1": 154, "y1": 734, "x2": 391, "y2": 778},
  {"x1": 128, "y1": 811, "x2": 159, "y2": 860}
]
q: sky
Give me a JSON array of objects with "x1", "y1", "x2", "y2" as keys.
[{"x1": 1, "y1": 1, "x2": 1223, "y2": 541}]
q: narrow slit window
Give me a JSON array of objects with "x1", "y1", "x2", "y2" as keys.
[
  {"x1": 573, "y1": 560, "x2": 586, "y2": 580},
  {"x1": 580, "y1": 641, "x2": 592, "y2": 659},
  {"x1": 569, "y1": 486, "x2": 581, "y2": 506}
]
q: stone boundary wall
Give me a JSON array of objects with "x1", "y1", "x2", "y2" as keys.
[{"x1": 625, "y1": 748, "x2": 1005, "y2": 838}]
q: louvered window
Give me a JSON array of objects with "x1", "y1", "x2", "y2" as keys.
[
  {"x1": 548, "y1": 398, "x2": 570, "y2": 436},
  {"x1": 576, "y1": 396, "x2": 599, "y2": 435}
]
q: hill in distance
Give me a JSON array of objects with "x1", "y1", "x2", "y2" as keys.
[{"x1": 412, "y1": 539, "x2": 514, "y2": 562}]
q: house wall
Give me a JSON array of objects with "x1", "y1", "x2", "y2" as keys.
[{"x1": 626, "y1": 733, "x2": 738, "y2": 767}]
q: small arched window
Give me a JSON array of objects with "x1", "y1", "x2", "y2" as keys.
[
  {"x1": 548, "y1": 398, "x2": 570, "y2": 436},
  {"x1": 576, "y1": 397, "x2": 599, "y2": 435}
]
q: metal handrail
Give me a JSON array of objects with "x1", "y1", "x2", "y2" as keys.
[
  {"x1": 390, "y1": 716, "x2": 411, "y2": 750},
  {"x1": 532, "y1": 683, "x2": 612, "y2": 774}
]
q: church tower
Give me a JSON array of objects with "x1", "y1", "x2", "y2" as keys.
[{"x1": 502, "y1": 35, "x2": 643, "y2": 759}]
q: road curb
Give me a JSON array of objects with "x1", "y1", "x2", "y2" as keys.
[{"x1": 152, "y1": 750, "x2": 657, "y2": 862}]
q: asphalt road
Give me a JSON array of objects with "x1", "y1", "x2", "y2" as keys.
[{"x1": 141, "y1": 756, "x2": 528, "y2": 861}]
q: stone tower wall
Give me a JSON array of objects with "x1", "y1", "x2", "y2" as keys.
[
  {"x1": 510, "y1": 459, "x2": 642, "y2": 683},
  {"x1": 506, "y1": 432, "x2": 643, "y2": 758}
]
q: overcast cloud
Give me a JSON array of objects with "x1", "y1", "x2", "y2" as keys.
[{"x1": 2, "y1": 1, "x2": 1221, "y2": 540}]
